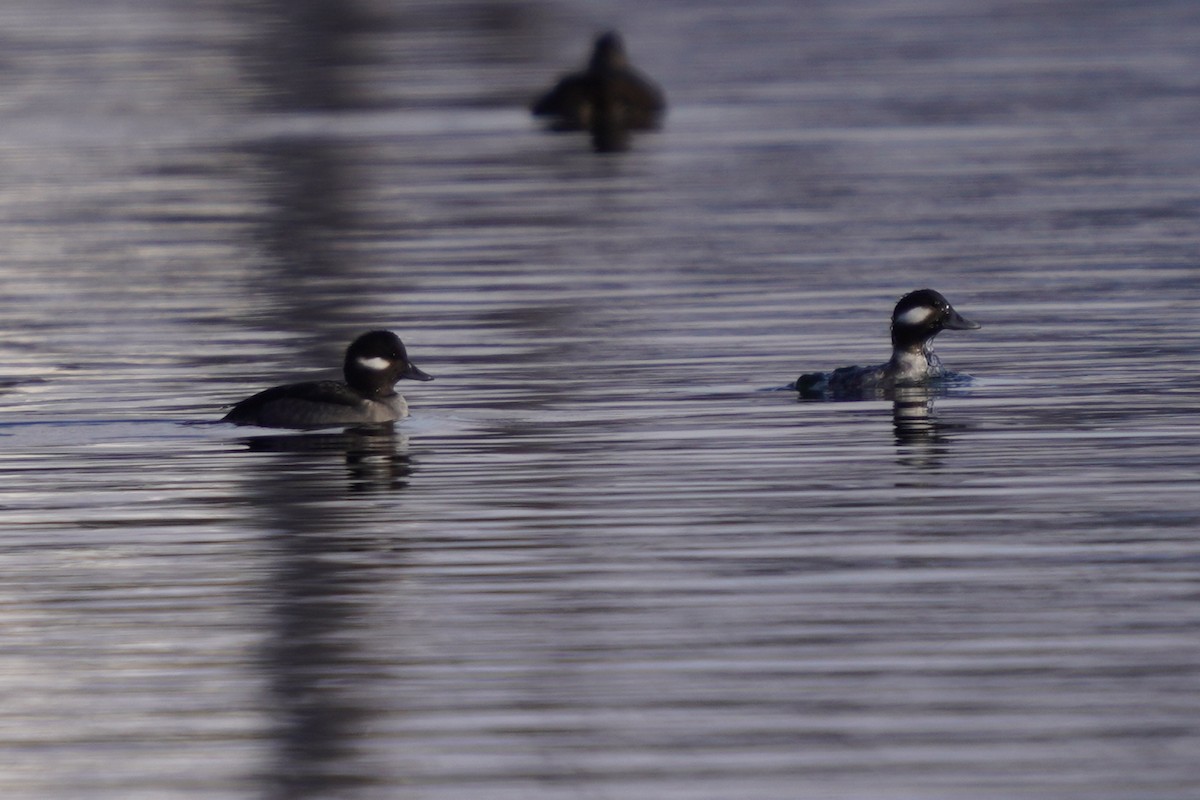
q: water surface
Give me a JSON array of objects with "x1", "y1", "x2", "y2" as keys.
[{"x1": 2, "y1": 0, "x2": 1199, "y2": 798}]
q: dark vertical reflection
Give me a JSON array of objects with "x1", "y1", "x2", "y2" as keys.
[
  {"x1": 232, "y1": 0, "x2": 391, "y2": 347},
  {"x1": 243, "y1": 135, "x2": 357, "y2": 337},
  {"x1": 228, "y1": 3, "x2": 411, "y2": 796},
  {"x1": 222, "y1": 1, "x2": 566, "y2": 794},
  {"x1": 243, "y1": 430, "x2": 414, "y2": 800},
  {"x1": 263, "y1": 534, "x2": 369, "y2": 798},
  {"x1": 238, "y1": 0, "x2": 381, "y2": 112}
]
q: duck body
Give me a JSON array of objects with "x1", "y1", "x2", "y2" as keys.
[
  {"x1": 796, "y1": 289, "x2": 980, "y2": 400},
  {"x1": 223, "y1": 330, "x2": 432, "y2": 429},
  {"x1": 222, "y1": 380, "x2": 411, "y2": 428}
]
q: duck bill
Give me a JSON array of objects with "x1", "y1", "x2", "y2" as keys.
[
  {"x1": 401, "y1": 362, "x2": 434, "y2": 381},
  {"x1": 943, "y1": 308, "x2": 981, "y2": 330}
]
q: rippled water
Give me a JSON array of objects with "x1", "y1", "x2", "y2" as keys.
[{"x1": 2, "y1": 0, "x2": 1200, "y2": 798}]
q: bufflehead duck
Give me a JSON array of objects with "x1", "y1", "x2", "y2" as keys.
[
  {"x1": 531, "y1": 31, "x2": 666, "y2": 152},
  {"x1": 222, "y1": 330, "x2": 433, "y2": 429},
  {"x1": 796, "y1": 289, "x2": 980, "y2": 399}
]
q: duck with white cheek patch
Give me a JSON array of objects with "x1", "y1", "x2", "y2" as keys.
[
  {"x1": 222, "y1": 330, "x2": 433, "y2": 429},
  {"x1": 796, "y1": 289, "x2": 981, "y2": 400}
]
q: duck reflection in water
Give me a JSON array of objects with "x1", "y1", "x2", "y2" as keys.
[
  {"x1": 239, "y1": 428, "x2": 414, "y2": 493},
  {"x1": 891, "y1": 385, "x2": 953, "y2": 469},
  {"x1": 235, "y1": 425, "x2": 416, "y2": 798},
  {"x1": 531, "y1": 30, "x2": 666, "y2": 153}
]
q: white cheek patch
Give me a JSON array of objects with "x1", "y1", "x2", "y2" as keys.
[
  {"x1": 896, "y1": 306, "x2": 936, "y2": 326},
  {"x1": 356, "y1": 356, "x2": 392, "y2": 371}
]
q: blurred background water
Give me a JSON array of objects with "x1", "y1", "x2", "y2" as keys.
[{"x1": 1, "y1": 0, "x2": 1199, "y2": 798}]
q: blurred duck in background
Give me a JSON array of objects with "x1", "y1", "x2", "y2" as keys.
[{"x1": 532, "y1": 31, "x2": 666, "y2": 152}]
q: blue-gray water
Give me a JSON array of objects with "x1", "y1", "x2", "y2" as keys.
[{"x1": 2, "y1": 0, "x2": 1199, "y2": 798}]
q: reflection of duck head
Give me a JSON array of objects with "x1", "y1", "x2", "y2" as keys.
[
  {"x1": 892, "y1": 385, "x2": 936, "y2": 443},
  {"x1": 892, "y1": 385, "x2": 958, "y2": 470}
]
